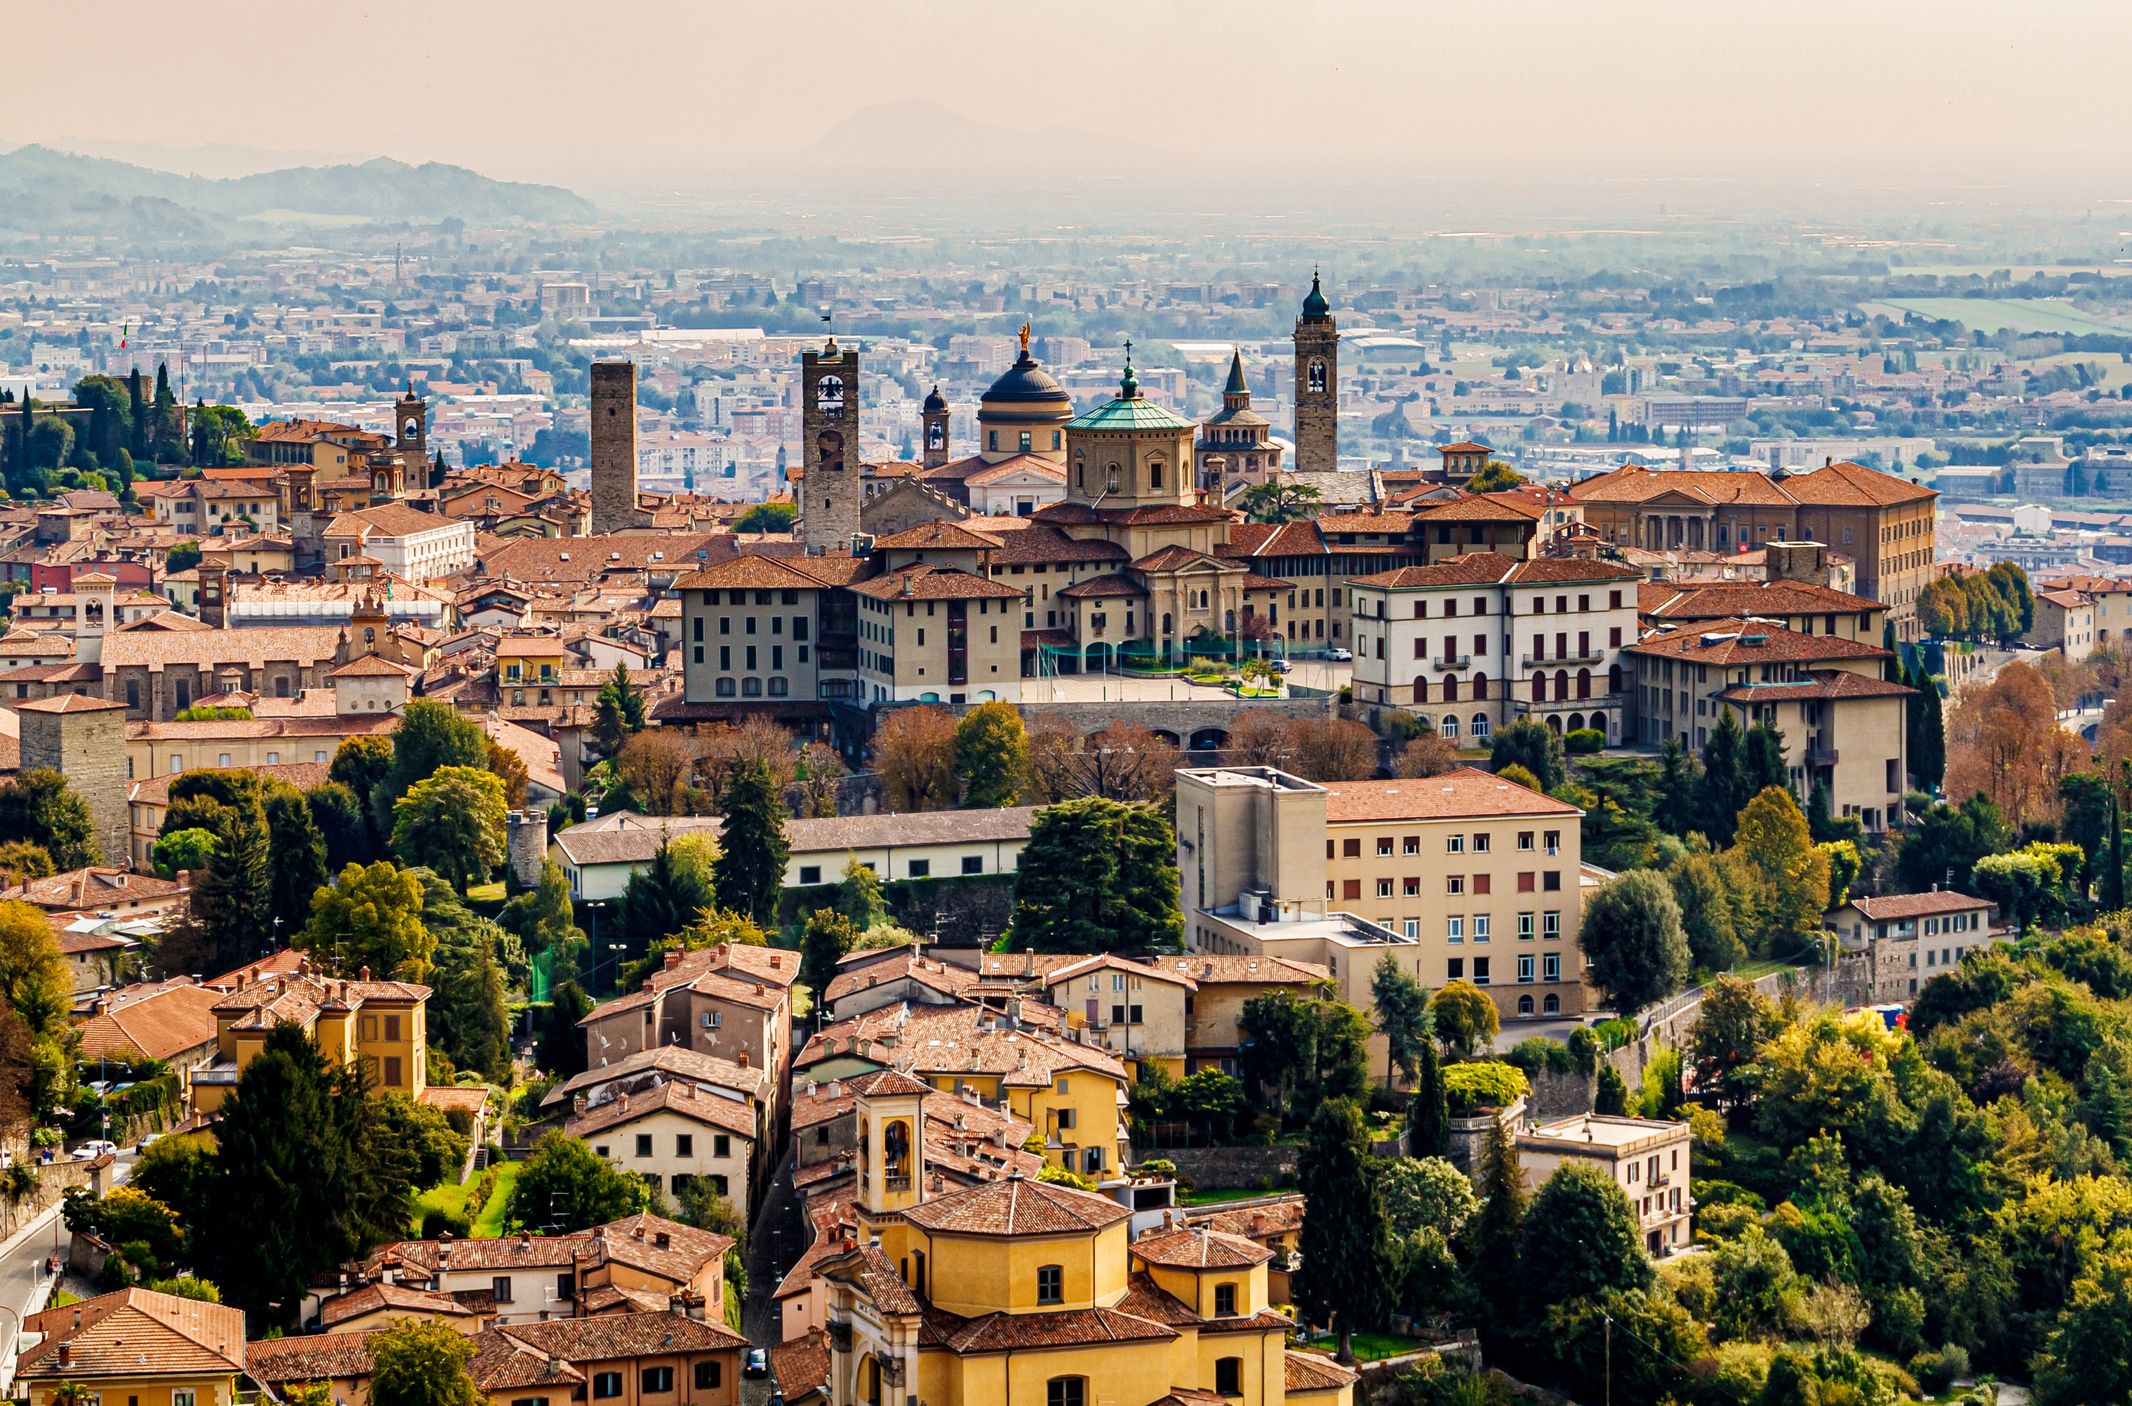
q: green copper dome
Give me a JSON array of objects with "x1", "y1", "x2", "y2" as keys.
[{"x1": 1302, "y1": 269, "x2": 1330, "y2": 319}]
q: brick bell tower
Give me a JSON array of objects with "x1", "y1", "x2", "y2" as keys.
[
  {"x1": 1292, "y1": 268, "x2": 1339, "y2": 473},
  {"x1": 800, "y1": 334, "x2": 861, "y2": 554}
]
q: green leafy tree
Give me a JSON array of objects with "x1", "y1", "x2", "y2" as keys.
[
  {"x1": 617, "y1": 838, "x2": 717, "y2": 963},
  {"x1": 1490, "y1": 718, "x2": 1565, "y2": 792},
  {"x1": 1742, "y1": 721, "x2": 1789, "y2": 796},
  {"x1": 0, "y1": 900, "x2": 73, "y2": 1044},
  {"x1": 299, "y1": 862, "x2": 434, "y2": 981},
  {"x1": 1895, "y1": 793, "x2": 2010, "y2": 893},
  {"x1": 1467, "y1": 1117, "x2": 1528, "y2": 1334},
  {"x1": 800, "y1": 907, "x2": 857, "y2": 1004},
  {"x1": 1689, "y1": 974, "x2": 1774, "y2": 1114},
  {"x1": 391, "y1": 766, "x2": 507, "y2": 893},
  {"x1": 1237, "y1": 989, "x2": 1371, "y2": 1125},
  {"x1": 1517, "y1": 1160, "x2": 1654, "y2": 1304},
  {"x1": 153, "y1": 792, "x2": 270, "y2": 979},
  {"x1": 0, "y1": 841, "x2": 52, "y2": 885},
  {"x1": 1293, "y1": 1098, "x2": 1391, "y2": 1361},
  {"x1": 330, "y1": 735, "x2": 397, "y2": 857},
  {"x1": 1594, "y1": 1063, "x2": 1630, "y2": 1115},
  {"x1": 377, "y1": 1091, "x2": 470, "y2": 1188},
  {"x1": 204, "y1": 1025, "x2": 420, "y2": 1321},
  {"x1": 1370, "y1": 953, "x2": 1432, "y2": 1085},
  {"x1": 1011, "y1": 797, "x2": 1181, "y2": 955},
  {"x1": 2034, "y1": 1240, "x2": 2132, "y2": 1406},
  {"x1": 1733, "y1": 786, "x2": 1833, "y2": 951},
  {"x1": 151, "y1": 827, "x2": 217, "y2": 880},
  {"x1": 1410, "y1": 1039, "x2": 1450, "y2": 1157},
  {"x1": 165, "y1": 540, "x2": 201, "y2": 572},
  {"x1": 368, "y1": 1318, "x2": 483, "y2": 1406},
  {"x1": 1972, "y1": 841, "x2": 2085, "y2": 932},
  {"x1": 1429, "y1": 979, "x2": 1499, "y2": 1058},
  {"x1": 2061, "y1": 770, "x2": 2118, "y2": 902},
  {"x1": 1669, "y1": 850, "x2": 1744, "y2": 972},
  {"x1": 835, "y1": 855, "x2": 887, "y2": 931},
  {"x1": 590, "y1": 662, "x2": 646, "y2": 760},
  {"x1": 264, "y1": 789, "x2": 330, "y2": 936},
  {"x1": 537, "y1": 980, "x2": 595, "y2": 1077},
  {"x1": 506, "y1": 1132, "x2": 650, "y2": 1232},
  {"x1": 0, "y1": 768, "x2": 97, "y2": 869},
  {"x1": 713, "y1": 757, "x2": 789, "y2": 925},
  {"x1": 1697, "y1": 708, "x2": 1749, "y2": 844},
  {"x1": 304, "y1": 781, "x2": 374, "y2": 871},
  {"x1": 376, "y1": 701, "x2": 487, "y2": 830},
  {"x1": 1239, "y1": 479, "x2": 1322, "y2": 524},
  {"x1": 953, "y1": 701, "x2": 1028, "y2": 808},
  {"x1": 430, "y1": 918, "x2": 511, "y2": 1081},
  {"x1": 1819, "y1": 839, "x2": 1861, "y2": 909},
  {"x1": 1579, "y1": 869, "x2": 1688, "y2": 1012},
  {"x1": 1652, "y1": 734, "x2": 1704, "y2": 837}
]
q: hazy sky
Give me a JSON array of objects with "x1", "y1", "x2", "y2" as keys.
[{"x1": 7, "y1": 0, "x2": 2127, "y2": 200}]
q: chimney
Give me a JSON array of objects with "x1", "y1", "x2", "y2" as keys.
[
  {"x1": 359, "y1": 965, "x2": 371, "y2": 981},
  {"x1": 664, "y1": 949, "x2": 682, "y2": 970},
  {"x1": 642, "y1": 978, "x2": 655, "y2": 993},
  {"x1": 770, "y1": 953, "x2": 783, "y2": 969},
  {"x1": 737, "y1": 1049, "x2": 750, "y2": 1068},
  {"x1": 69, "y1": 877, "x2": 82, "y2": 906},
  {"x1": 175, "y1": 869, "x2": 191, "y2": 890},
  {"x1": 57, "y1": 1345, "x2": 70, "y2": 1368}
]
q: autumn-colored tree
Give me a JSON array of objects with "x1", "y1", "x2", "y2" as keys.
[
  {"x1": 1023, "y1": 714, "x2": 1088, "y2": 804},
  {"x1": 1224, "y1": 710, "x2": 1292, "y2": 768},
  {"x1": 872, "y1": 706, "x2": 959, "y2": 812},
  {"x1": 1944, "y1": 662, "x2": 2087, "y2": 829},
  {"x1": 793, "y1": 741, "x2": 848, "y2": 818},
  {"x1": 1731, "y1": 787, "x2": 1834, "y2": 954},
  {"x1": 695, "y1": 717, "x2": 798, "y2": 797},
  {"x1": 1284, "y1": 718, "x2": 1380, "y2": 781},
  {"x1": 1394, "y1": 732, "x2": 1462, "y2": 778},
  {"x1": 484, "y1": 738, "x2": 529, "y2": 809},
  {"x1": 613, "y1": 730, "x2": 702, "y2": 816},
  {"x1": 1081, "y1": 723, "x2": 1183, "y2": 802}
]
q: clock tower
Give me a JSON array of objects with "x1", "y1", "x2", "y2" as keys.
[{"x1": 800, "y1": 335, "x2": 861, "y2": 555}]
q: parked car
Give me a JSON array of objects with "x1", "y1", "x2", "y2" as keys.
[
  {"x1": 744, "y1": 1349, "x2": 769, "y2": 1379},
  {"x1": 1328, "y1": 647, "x2": 1353, "y2": 661},
  {"x1": 136, "y1": 1133, "x2": 164, "y2": 1152},
  {"x1": 1270, "y1": 658, "x2": 1292, "y2": 674},
  {"x1": 74, "y1": 1140, "x2": 117, "y2": 1159}
]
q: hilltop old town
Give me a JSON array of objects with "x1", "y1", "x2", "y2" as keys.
[{"x1": 10, "y1": 16, "x2": 2132, "y2": 1401}]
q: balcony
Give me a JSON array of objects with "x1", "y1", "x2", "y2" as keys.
[
  {"x1": 1806, "y1": 741, "x2": 1839, "y2": 767},
  {"x1": 1432, "y1": 654, "x2": 1473, "y2": 671},
  {"x1": 1522, "y1": 648, "x2": 1606, "y2": 667}
]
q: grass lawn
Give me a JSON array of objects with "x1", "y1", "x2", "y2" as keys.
[
  {"x1": 49, "y1": 1289, "x2": 78, "y2": 1309},
  {"x1": 471, "y1": 1161, "x2": 522, "y2": 1238},
  {"x1": 1872, "y1": 296, "x2": 2132, "y2": 337},
  {"x1": 1316, "y1": 1330, "x2": 1429, "y2": 1363},
  {"x1": 1179, "y1": 1185, "x2": 1296, "y2": 1206},
  {"x1": 464, "y1": 880, "x2": 507, "y2": 904}
]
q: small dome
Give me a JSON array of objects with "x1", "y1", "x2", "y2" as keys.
[
  {"x1": 1302, "y1": 269, "x2": 1330, "y2": 319},
  {"x1": 922, "y1": 384, "x2": 947, "y2": 413}
]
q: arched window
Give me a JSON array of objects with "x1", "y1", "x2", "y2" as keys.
[
  {"x1": 1608, "y1": 664, "x2": 1624, "y2": 694},
  {"x1": 1543, "y1": 994, "x2": 1561, "y2": 1014},
  {"x1": 928, "y1": 422, "x2": 945, "y2": 449},
  {"x1": 1443, "y1": 677, "x2": 1459, "y2": 703},
  {"x1": 1568, "y1": 713, "x2": 1584, "y2": 733},
  {"x1": 1162, "y1": 613, "x2": 1173, "y2": 636},
  {"x1": 1047, "y1": 1379, "x2": 1086, "y2": 1406},
  {"x1": 860, "y1": 1356, "x2": 882, "y2": 1406},
  {"x1": 742, "y1": 677, "x2": 763, "y2": 697},
  {"x1": 816, "y1": 375, "x2": 844, "y2": 414},
  {"x1": 1413, "y1": 679, "x2": 1429, "y2": 705},
  {"x1": 1472, "y1": 713, "x2": 1490, "y2": 740},
  {"x1": 1308, "y1": 359, "x2": 1326, "y2": 393},
  {"x1": 1472, "y1": 672, "x2": 1489, "y2": 701},
  {"x1": 1555, "y1": 669, "x2": 1570, "y2": 700},
  {"x1": 1531, "y1": 675, "x2": 1547, "y2": 703},
  {"x1": 1588, "y1": 710, "x2": 1607, "y2": 741},
  {"x1": 1106, "y1": 463, "x2": 1122, "y2": 494},
  {"x1": 715, "y1": 678, "x2": 736, "y2": 698},
  {"x1": 768, "y1": 676, "x2": 789, "y2": 697},
  {"x1": 1517, "y1": 995, "x2": 1534, "y2": 1016},
  {"x1": 1442, "y1": 715, "x2": 1460, "y2": 739},
  {"x1": 1577, "y1": 668, "x2": 1592, "y2": 700}
]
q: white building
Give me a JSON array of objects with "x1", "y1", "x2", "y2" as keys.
[
  {"x1": 1516, "y1": 1113, "x2": 1692, "y2": 1254},
  {"x1": 321, "y1": 502, "x2": 478, "y2": 580},
  {"x1": 1348, "y1": 552, "x2": 1643, "y2": 744}
]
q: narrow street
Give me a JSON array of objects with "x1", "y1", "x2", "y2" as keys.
[
  {"x1": 740, "y1": 1148, "x2": 802, "y2": 1406},
  {"x1": 0, "y1": 1152, "x2": 133, "y2": 1395}
]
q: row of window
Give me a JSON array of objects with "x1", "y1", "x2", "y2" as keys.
[
  {"x1": 1341, "y1": 830, "x2": 1559, "y2": 858},
  {"x1": 1442, "y1": 953, "x2": 1564, "y2": 984},
  {"x1": 697, "y1": 613, "x2": 812, "y2": 641},
  {"x1": 560, "y1": 1362, "x2": 721, "y2": 1399},
  {"x1": 795, "y1": 856, "x2": 986, "y2": 884},
  {"x1": 1360, "y1": 589, "x2": 1626, "y2": 620}
]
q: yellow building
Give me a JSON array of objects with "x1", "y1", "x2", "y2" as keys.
[
  {"x1": 1038, "y1": 954, "x2": 1197, "y2": 1080},
  {"x1": 18, "y1": 1288, "x2": 247, "y2": 1406},
  {"x1": 192, "y1": 963, "x2": 430, "y2": 1113},
  {"x1": 796, "y1": 1002, "x2": 1130, "y2": 1178},
  {"x1": 815, "y1": 1075, "x2": 1354, "y2": 1406},
  {"x1": 497, "y1": 634, "x2": 567, "y2": 687}
]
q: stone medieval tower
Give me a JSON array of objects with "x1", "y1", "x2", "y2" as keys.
[
  {"x1": 1292, "y1": 269, "x2": 1340, "y2": 473},
  {"x1": 18, "y1": 696, "x2": 129, "y2": 867},
  {"x1": 590, "y1": 360, "x2": 642, "y2": 535},
  {"x1": 800, "y1": 336, "x2": 861, "y2": 554}
]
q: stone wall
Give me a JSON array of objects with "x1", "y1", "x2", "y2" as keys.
[
  {"x1": 1017, "y1": 694, "x2": 1332, "y2": 741},
  {"x1": 1163, "y1": 1144, "x2": 1301, "y2": 1189}
]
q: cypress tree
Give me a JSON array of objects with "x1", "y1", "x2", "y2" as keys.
[
  {"x1": 1293, "y1": 1098, "x2": 1390, "y2": 1363},
  {"x1": 1697, "y1": 708, "x2": 1747, "y2": 843},
  {"x1": 1470, "y1": 1116, "x2": 1529, "y2": 1342},
  {"x1": 713, "y1": 757, "x2": 790, "y2": 926},
  {"x1": 126, "y1": 367, "x2": 147, "y2": 459},
  {"x1": 1410, "y1": 1040, "x2": 1450, "y2": 1158}
]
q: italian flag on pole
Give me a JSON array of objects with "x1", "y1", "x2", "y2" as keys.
[{"x1": 118, "y1": 322, "x2": 128, "y2": 350}]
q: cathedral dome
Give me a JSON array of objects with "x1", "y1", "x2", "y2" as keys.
[{"x1": 978, "y1": 351, "x2": 1072, "y2": 425}]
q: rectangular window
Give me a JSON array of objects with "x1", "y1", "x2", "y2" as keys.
[
  {"x1": 1447, "y1": 834, "x2": 1464, "y2": 853},
  {"x1": 1544, "y1": 871, "x2": 1562, "y2": 892},
  {"x1": 1403, "y1": 877, "x2": 1420, "y2": 897},
  {"x1": 1447, "y1": 917, "x2": 1463, "y2": 943},
  {"x1": 962, "y1": 855, "x2": 984, "y2": 875},
  {"x1": 636, "y1": 1134, "x2": 653, "y2": 1158},
  {"x1": 1519, "y1": 912, "x2": 1535, "y2": 940},
  {"x1": 1473, "y1": 833, "x2": 1491, "y2": 853},
  {"x1": 1403, "y1": 836, "x2": 1420, "y2": 855},
  {"x1": 594, "y1": 1374, "x2": 623, "y2": 1400},
  {"x1": 1342, "y1": 838, "x2": 1361, "y2": 858},
  {"x1": 1474, "y1": 873, "x2": 1491, "y2": 895},
  {"x1": 1518, "y1": 871, "x2": 1535, "y2": 892},
  {"x1": 1446, "y1": 876, "x2": 1464, "y2": 895},
  {"x1": 1377, "y1": 837, "x2": 1394, "y2": 856},
  {"x1": 1544, "y1": 830, "x2": 1561, "y2": 855},
  {"x1": 1544, "y1": 911, "x2": 1562, "y2": 939},
  {"x1": 1544, "y1": 953, "x2": 1561, "y2": 981},
  {"x1": 641, "y1": 1368, "x2": 673, "y2": 1395},
  {"x1": 798, "y1": 865, "x2": 822, "y2": 885},
  {"x1": 1519, "y1": 955, "x2": 1534, "y2": 983},
  {"x1": 1518, "y1": 831, "x2": 1534, "y2": 851},
  {"x1": 1473, "y1": 915, "x2": 1491, "y2": 942},
  {"x1": 1037, "y1": 1263, "x2": 1063, "y2": 1303},
  {"x1": 695, "y1": 1363, "x2": 722, "y2": 1390},
  {"x1": 1215, "y1": 1283, "x2": 1237, "y2": 1317},
  {"x1": 492, "y1": 1275, "x2": 514, "y2": 1303},
  {"x1": 1377, "y1": 880, "x2": 1393, "y2": 898},
  {"x1": 908, "y1": 859, "x2": 931, "y2": 878},
  {"x1": 1473, "y1": 956, "x2": 1491, "y2": 985},
  {"x1": 1048, "y1": 1380, "x2": 1086, "y2": 1406},
  {"x1": 676, "y1": 1134, "x2": 693, "y2": 1157},
  {"x1": 556, "y1": 1272, "x2": 575, "y2": 1301},
  {"x1": 1447, "y1": 958, "x2": 1464, "y2": 980}
]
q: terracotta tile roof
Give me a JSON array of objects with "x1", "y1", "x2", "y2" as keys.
[
  {"x1": 1627, "y1": 619, "x2": 1890, "y2": 666},
  {"x1": 1502, "y1": 557, "x2": 1643, "y2": 585},
  {"x1": 567, "y1": 1215, "x2": 735, "y2": 1287},
  {"x1": 1640, "y1": 580, "x2": 1885, "y2": 620},
  {"x1": 822, "y1": 951, "x2": 985, "y2": 1007},
  {"x1": 796, "y1": 1000, "x2": 1124, "y2": 1087},
  {"x1": 1056, "y1": 573, "x2": 1147, "y2": 599},
  {"x1": 851, "y1": 565, "x2": 1024, "y2": 602},
  {"x1": 467, "y1": 1328, "x2": 585, "y2": 1390},
  {"x1": 325, "y1": 502, "x2": 465, "y2": 539},
  {"x1": 1034, "y1": 503, "x2": 1231, "y2": 527},
  {"x1": 925, "y1": 1304, "x2": 1178, "y2": 1353},
  {"x1": 1439, "y1": 440, "x2": 1492, "y2": 454},
  {"x1": 0, "y1": 867, "x2": 185, "y2": 911},
  {"x1": 1569, "y1": 465, "x2": 1800, "y2": 508},
  {"x1": 317, "y1": 1281, "x2": 476, "y2": 1328},
  {"x1": 543, "y1": 1044, "x2": 770, "y2": 1108},
  {"x1": 1414, "y1": 493, "x2": 1543, "y2": 523},
  {"x1": 1144, "y1": 955, "x2": 1330, "y2": 986},
  {"x1": 1782, "y1": 459, "x2": 1936, "y2": 506},
  {"x1": 1714, "y1": 669, "x2": 1914, "y2": 703},
  {"x1": 1320, "y1": 767, "x2": 1581, "y2": 823},
  {"x1": 18, "y1": 1288, "x2": 245, "y2": 1381},
  {"x1": 1314, "y1": 510, "x2": 1419, "y2": 535},
  {"x1": 1186, "y1": 1194, "x2": 1306, "y2": 1241},
  {"x1": 1130, "y1": 1226, "x2": 1273, "y2": 1269},
  {"x1": 1117, "y1": 1273, "x2": 1202, "y2": 1326},
  {"x1": 564, "y1": 1078, "x2": 757, "y2": 1140},
  {"x1": 902, "y1": 1174, "x2": 1131, "y2": 1237},
  {"x1": 674, "y1": 554, "x2": 856, "y2": 592},
  {"x1": 1286, "y1": 1350, "x2": 1360, "y2": 1391},
  {"x1": 14, "y1": 693, "x2": 124, "y2": 714},
  {"x1": 246, "y1": 1330, "x2": 380, "y2": 1385},
  {"x1": 770, "y1": 1327, "x2": 831, "y2": 1400},
  {"x1": 841, "y1": 1243, "x2": 922, "y2": 1314},
  {"x1": 872, "y1": 521, "x2": 1007, "y2": 552},
  {"x1": 75, "y1": 981, "x2": 221, "y2": 1062},
  {"x1": 102, "y1": 625, "x2": 348, "y2": 671},
  {"x1": 1842, "y1": 890, "x2": 1991, "y2": 921},
  {"x1": 1350, "y1": 552, "x2": 1517, "y2": 589}
]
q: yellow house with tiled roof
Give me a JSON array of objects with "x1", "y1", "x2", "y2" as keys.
[
  {"x1": 17, "y1": 1287, "x2": 247, "y2": 1406},
  {"x1": 812, "y1": 1074, "x2": 1354, "y2": 1406},
  {"x1": 191, "y1": 960, "x2": 430, "y2": 1113}
]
